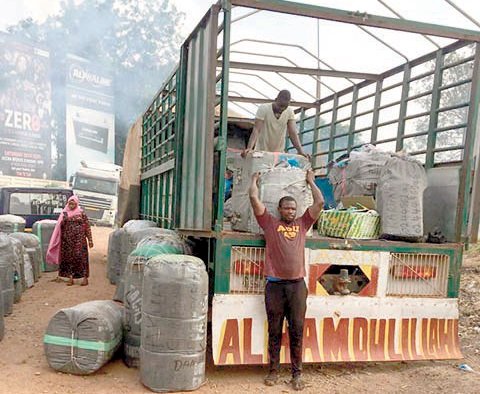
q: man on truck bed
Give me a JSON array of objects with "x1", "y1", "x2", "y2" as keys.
[
  {"x1": 249, "y1": 169, "x2": 323, "y2": 391},
  {"x1": 242, "y1": 90, "x2": 309, "y2": 158}
]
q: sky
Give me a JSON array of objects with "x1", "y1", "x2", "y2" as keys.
[
  {"x1": 1, "y1": 0, "x2": 479, "y2": 113},
  {"x1": 1, "y1": 0, "x2": 479, "y2": 34},
  {"x1": 0, "y1": 0, "x2": 211, "y2": 36}
]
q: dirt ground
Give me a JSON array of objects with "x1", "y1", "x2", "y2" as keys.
[{"x1": 0, "y1": 227, "x2": 479, "y2": 394}]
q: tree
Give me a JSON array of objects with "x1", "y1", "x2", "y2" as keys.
[
  {"x1": 7, "y1": 0, "x2": 184, "y2": 179},
  {"x1": 408, "y1": 48, "x2": 474, "y2": 162}
]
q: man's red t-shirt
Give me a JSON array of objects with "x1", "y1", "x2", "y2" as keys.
[{"x1": 255, "y1": 208, "x2": 316, "y2": 280}]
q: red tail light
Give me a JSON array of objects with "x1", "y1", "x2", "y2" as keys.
[
  {"x1": 233, "y1": 260, "x2": 264, "y2": 276},
  {"x1": 392, "y1": 265, "x2": 437, "y2": 279}
]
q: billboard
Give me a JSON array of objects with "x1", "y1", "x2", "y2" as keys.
[
  {"x1": 65, "y1": 54, "x2": 114, "y2": 178},
  {"x1": 0, "y1": 33, "x2": 52, "y2": 178}
]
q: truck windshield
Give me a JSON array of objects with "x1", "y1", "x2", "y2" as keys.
[{"x1": 73, "y1": 176, "x2": 117, "y2": 195}]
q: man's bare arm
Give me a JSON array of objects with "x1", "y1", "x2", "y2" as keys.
[
  {"x1": 242, "y1": 119, "x2": 264, "y2": 158},
  {"x1": 287, "y1": 120, "x2": 310, "y2": 159},
  {"x1": 306, "y1": 169, "x2": 323, "y2": 219},
  {"x1": 249, "y1": 172, "x2": 266, "y2": 216}
]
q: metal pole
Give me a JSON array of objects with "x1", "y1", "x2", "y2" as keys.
[
  {"x1": 312, "y1": 18, "x2": 321, "y2": 167},
  {"x1": 215, "y1": 0, "x2": 232, "y2": 232},
  {"x1": 459, "y1": 43, "x2": 480, "y2": 242},
  {"x1": 444, "y1": 0, "x2": 480, "y2": 29},
  {"x1": 377, "y1": 0, "x2": 441, "y2": 49}
]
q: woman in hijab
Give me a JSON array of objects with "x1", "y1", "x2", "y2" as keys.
[{"x1": 46, "y1": 195, "x2": 93, "y2": 286}]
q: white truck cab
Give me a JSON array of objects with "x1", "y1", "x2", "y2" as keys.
[{"x1": 71, "y1": 161, "x2": 122, "y2": 226}]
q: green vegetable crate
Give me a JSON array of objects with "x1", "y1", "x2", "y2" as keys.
[{"x1": 318, "y1": 208, "x2": 380, "y2": 239}]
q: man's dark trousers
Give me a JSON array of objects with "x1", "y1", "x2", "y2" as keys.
[{"x1": 265, "y1": 279, "x2": 308, "y2": 377}]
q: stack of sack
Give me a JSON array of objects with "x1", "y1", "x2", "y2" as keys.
[
  {"x1": 32, "y1": 220, "x2": 57, "y2": 272},
  {"x1": 9, "y1": 237, "x2": 25, "y2": 303},
  {"x1": 376, "y1": 154, "x2": 427, "y2": 241},
  {"x1": 327, "y1": 146, "x2": 427, "y2": 242},
  {"x1": 113, "y1": 226, "x2": 188, "y2": 301},
  {"x1": 0, "y1": 214, "x2": 26, "y2": 234},
  {"x1": 231, "y1": 151, "x2": 312, "y2": 233},
  {"x1": 122, "y1": 232, "x2": 190, "y2": 367},
  {"x1": 10, "y1": 233, "x2": 42, "y2": 282},
  {"x1": 44, "y1": 300, "x2": 123, "y2": 374},
  {"x1": 43, "y1": 228, "x2": 209, "y2": 390},
  {"x1": 106, "y1": 220, "x2": 156, "y2": 286},
  {"x1": 9, "y1": 235, "x2": 34, "y2": 289},
  {"x1": 0, "y1": 234, "x2": 15, "y2": 316},
  {"x1": 107, "y1": 228, "x2": 126, "y2": 285},
  {"x1": 140, "y1": 254, "x2": 208, "y2": 392}
]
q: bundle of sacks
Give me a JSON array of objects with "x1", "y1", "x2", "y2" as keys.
[
  {"x1": 0, "y1": 214, "x2": 26, "y2": 234},
  {"x1": 326, "y1": 146, "x2": 427, "y2": 241},
  {"x1": 111, "y1": 221, "x2": 190, "y2": 302},
  {"x1": 44, "y1": 300, "x2": 123, "y2": 375},
  {"x1": 121, "y1": 233, "x2": 190, "y2": 368},
  {"x1": 106, "y1": 220, "x2": 157, "y2": 285},
  {"x1": 106, "y1": 220, "x2": 192, "y2": 369},
  {"x1": 230, "y1": 151, "x2": 312, "y2": 233},
  {"x1": 44, "y1": 223, "x2": 208, "y2": 393}
]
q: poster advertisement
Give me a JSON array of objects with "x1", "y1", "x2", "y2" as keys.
[
  {"x1": 65, "y1": 54, "x2": 114, "y2": 178},
  {"x1": 0, "y1": 33, "x2": 52, "y2": 178}
]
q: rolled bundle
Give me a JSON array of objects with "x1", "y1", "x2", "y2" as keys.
[
  {"x1": 114, "y1": 227, "x2": 184, "y2": 302},
  {"x1": 122, "y1": 237, "x2": 186, "y2": 368},
  {"x1": 116, "y1": 221, "x2": 158, "y2": 290},
  {"x1": 120, "y1": 227, "x2": 167, "y2": 268},
  {"x1": 23, "y1": 253, "x2": 35, "y2": 289},
  {"x1": 122, "y1": 219, "x2": 157, "y2": 233},
  {"x1": 107, "y1": 228, "x2": 125, "y2": 285},
  {"x1": 140, "y1": 255, "x2": 208, "y2": 392},
  {"x1": 44, "y1": 300, "x2": 123, "y2": 375},
  {"x1": 231, "y1": 166, "x2": 313, "y2": 233},
  {"x1": 9, "y1": 237, "x2": 25, "y2": 303},
  {"x1": 32, "y1": 220, "x2": 57, "y2": 272},
  {"x1": 9, "y1": 233, "x2": 42, "y2": 282},
  {"x1": 9, "y1": 237, "x2": 26, "y2": 290},
  {"x1": 0, "y1": 214, "x2": 26, "y2": 234},
  {"x1": 377, "y1": 155, "x2": 427, "y2": 241},
  {"x1": 0, "y1": 287, "x2": 4, "y2": 341},
  {"x1": 0, "y1": 234, "x2": 15, "y2": 316}
]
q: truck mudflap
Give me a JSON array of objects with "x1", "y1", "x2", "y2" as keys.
[{"x1": 212, "y1": 294, "x2": 461, "y2": 365}]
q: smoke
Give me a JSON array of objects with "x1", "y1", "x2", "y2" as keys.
[{"x1": 3, "y1": 0, "x2": 184, "y2": 179}]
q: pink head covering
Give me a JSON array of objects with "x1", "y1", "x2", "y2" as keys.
[
  {"x1": 46, "y1": 195, "x2": 83, "y2": 265},
  {"x1": 63, "y1": 195, "x2": 83, "y2": 218}
]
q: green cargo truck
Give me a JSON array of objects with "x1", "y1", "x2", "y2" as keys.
[{"x1": 138, "y1": 0, "x2": 480, "y2": 365}]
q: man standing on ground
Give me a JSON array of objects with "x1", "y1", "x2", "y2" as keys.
[
  {"x1": 249, "y1": 169, "x2": 323, "y2": 390},
  {"x1": 242, "y1": 90, "x2": 309, "y2": 158}
]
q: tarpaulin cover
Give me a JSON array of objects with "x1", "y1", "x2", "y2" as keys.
[{"x1": 116, "y1": 117, "x2": 142, "y2": 227}]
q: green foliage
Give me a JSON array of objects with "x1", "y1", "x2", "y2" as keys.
[
  {"x1": 408, "y1": 48, "x2": 474, "y2": 161},
  {"x1": 6, "y1": 0, "x2": 184, "y2": 176}
]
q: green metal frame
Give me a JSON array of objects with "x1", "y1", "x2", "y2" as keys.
[
  {"x1": 140, "y1": 68, "x2": 178, "y2": 228},
  {"x1": 230, "y1": 0, "x2": 480, "y2": 42},
  {"x1": 213, "y1": 235, "x2": 462, "y2": 297},
  {"x1": 174, "y1": 46, "x2": 188, "y2": 229},
  {"x1": 291, "y1": 41, "x2": 476, "y2": 171},
  {"x1": 214, "y1": 0, "x2": 232, "y2": 232},
  {"x1": 177, "y1": 5, "x2": 219, "y2": 231},
  {"x1": 457, "y1": 44, "x2": 480, "y2": 241}
]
